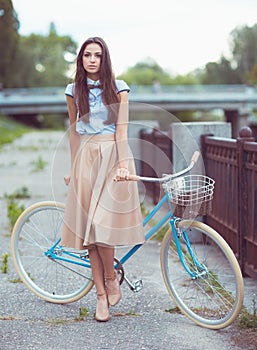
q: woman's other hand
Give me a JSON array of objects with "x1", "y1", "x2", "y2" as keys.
[{"x1": 64, "y1": 174, "x2": 71, "y2": 186}]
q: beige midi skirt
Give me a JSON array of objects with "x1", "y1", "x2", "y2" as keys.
[{"x1": 60, "y1": 133, "x2": 145, "y2": 249}]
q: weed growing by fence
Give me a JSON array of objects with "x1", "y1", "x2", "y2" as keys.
[{"x1": 238, "y1": 297, "x2": 257, "y2": 329}]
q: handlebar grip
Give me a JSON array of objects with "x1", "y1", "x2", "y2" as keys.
[
  {"x1": 114, "y1": 174, "x2": 140, "y2": 182},
  {"x1": 127, "y1": 174, "x2": 140, "y2": 181},
  {"x1": 191, "y1": 151, "x2": 200, "y2": 164}
]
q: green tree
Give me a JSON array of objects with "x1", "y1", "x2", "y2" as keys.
[
  {"x1": 230, "y1": 24, "x2": 257, "y2": 83},
  {"x1": 246, "y1": 64, "x2": 257, "y2": 84},
  {"x1": 201, "y1": 56, "x2": 239, "y2": 84},
  {"x1": 13, "y1": 22, "x2": 77, "y2": 87},
  {"x1": 169, "y1": 73, "x2": 199, "y2": 85},
  {"x1": 117, "y1": 57, "x2": 173, "y2": 85},
  {"x1": 0, "y1": 0, "x2": 19, "y2": 88},
  {"x1": 201, "y1": 23, "x2": 257, "y2": 84}
]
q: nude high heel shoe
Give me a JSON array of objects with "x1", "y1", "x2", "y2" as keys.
[
  {"x1": 105, "y1": 270, "x2": 122, "y2": 306},
  {"x1": 95, "y1": 292, "x2": 110, "y2": 322}
]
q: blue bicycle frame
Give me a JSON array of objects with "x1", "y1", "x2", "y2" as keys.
[{"x1": 44, "y1": 192, "x2": 205, "y2": 280}]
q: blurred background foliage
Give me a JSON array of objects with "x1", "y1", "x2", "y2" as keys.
[
  {"x1": 0, "y1": 0, "x2": 257, "y2": 129},
  {"x1": 1, "y1": 0, "x2": 257, "y2": 89}
]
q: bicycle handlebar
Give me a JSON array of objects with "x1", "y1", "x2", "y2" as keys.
[{"x1": 124, "y1": 151, "x2": 200, "y2": 183}]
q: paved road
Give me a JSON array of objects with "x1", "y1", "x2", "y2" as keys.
[{"x1": 0, "y1": 131, "x2": 256, "y2": 350}]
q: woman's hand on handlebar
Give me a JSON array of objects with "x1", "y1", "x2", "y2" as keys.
[{"x1": 114, "y1": 167, "x2": 130, "y2": 182}]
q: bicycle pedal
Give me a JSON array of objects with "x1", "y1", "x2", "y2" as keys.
[
  {"x1": 80, "y1": 252, "x2": 89, "y2": 259},
  {"x1": 123, "y1": 276, "x2": 143, "y2": 292},
  {"x1": 133, "y1": 279, "x2": 143, "y2": 293}
]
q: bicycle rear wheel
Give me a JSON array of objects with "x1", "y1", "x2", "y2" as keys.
[
  {"x1": 160, "y1": 220, "x2": 244, "y2": 329},
  {"x1": 11, "y1": 201, "x2": 94, "y2": 304}
]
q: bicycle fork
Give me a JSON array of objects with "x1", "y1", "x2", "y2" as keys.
[{"x1": 171, "y1": 219, "x2": 208, "y2": 280}]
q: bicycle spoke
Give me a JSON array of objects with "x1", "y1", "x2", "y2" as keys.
[
  {"x1": 11, "y1": 202, "x2": 94, "y2": 303},
  {"x1": 161, "y1": 221, "x2": 244, "y2": 329}
]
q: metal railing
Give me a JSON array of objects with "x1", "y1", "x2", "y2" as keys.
[
  {"x1": 1, "y1": 84, "x2": 257, "y2": 115},
  {"x1": 201, "y1": 127, "x2": 257, "y2": 279}
]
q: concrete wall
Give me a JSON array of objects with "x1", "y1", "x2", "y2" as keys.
[
  {"x1": 128, "y1": 121, "x2": 232, "y2": 176},
  {"x1": 170, "y1": 121, "x2": 231, "y2": 175}
]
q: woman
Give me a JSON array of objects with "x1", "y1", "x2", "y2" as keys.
[{"x1": 60, "y1": 37, "x2": 144, "y2": 322}]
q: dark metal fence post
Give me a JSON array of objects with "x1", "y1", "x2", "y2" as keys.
[
  {"x1": 200, "y1": 133, "x2": 214, "y2": 225},
  {"x1": 237, "y1": 126, "x2": 254, "y2": 275},
  {"x1": 200, "y1": 133, "x2": 213, "y2": 165}
]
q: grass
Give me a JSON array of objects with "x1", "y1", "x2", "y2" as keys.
[
  {"x1": 76, "y1": 306, "x2": 90, "y2": 320},
  {"x1": 0, "y1": 315, "x2": 23, "y2": 320},
  {"x1": 0, "y1": 115, "x2": 33, "y2": 147},
  {"x1": 8, "y1": 276, "x2": 23, "y2": 283},
  {"x1": 3, "y1": 187, "x2": 30, "y2": 232},
  {"x1": 113, "y1": 310, "x2": 142, "y2": 317},
  {"x1": 165, "y1": 306, "x2": 182, "y2": 314},
  {"x1": 4, "y1": 186, "x2": 31, "y2": 200},
  {"x1": 45, "y1": 319, "x2": 69, "y2": 325},
  {"x1": 5, "y1": 198, "x2": 25, "y2": 231},
  {"x1": 30, "y1": 155, "x2": 47, "y2": 172},
  {"x1": 238, "y1": 298, "x2": 257, "y2": 329},
  {"x1": 46, "y1": 307, "x2": 91, "y2": 324},
  {"x1": 17, "y1": 145, "x2": 39, "y2": 152},
  {"x1": 1, "y1": 252, "x2": 9, "y2": 273}
]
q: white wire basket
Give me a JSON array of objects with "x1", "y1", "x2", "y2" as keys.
[{"x1": 162, "y1": 175, "x2": 215, "y2": 219}]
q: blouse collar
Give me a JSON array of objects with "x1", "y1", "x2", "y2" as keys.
[{"x1": 87, "y1": 77, "x2": 100, "y2": 86}]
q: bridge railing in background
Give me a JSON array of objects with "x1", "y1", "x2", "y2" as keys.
[
  {"x1": 201, "y1": 127, "x2": 257, "y2": 279},
  {"x1": 130, "y1": 84, "x2": 253, "y2": 94},
  {"x1": 1, "y1": 87, "x2": 65, "y2": 96},
  {"x1": 1, "y1": 84, "x2": 255, "y2": 96},
  {"x1": 1, "y1": 85, "x2": 257, "y2": 124}
]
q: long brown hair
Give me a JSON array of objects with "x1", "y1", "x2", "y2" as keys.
[{"x1": 74, "y1": 37, "x2": 119, "y2": 124}]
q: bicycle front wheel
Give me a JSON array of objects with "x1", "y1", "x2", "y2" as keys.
[
  {"x1": 11, "y1": 201, "x2": 94, "y2": 304},
  {"x1": 160, "y1": 220, "x2": 244, "y2": 329}
]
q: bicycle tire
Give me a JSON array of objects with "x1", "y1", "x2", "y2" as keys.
[
  {"x1": 11, "y1": 201, "x2": 94, "y2": 304},
  {"x1": 160, "y1": 220, "x2": 244, "y2": 329}
]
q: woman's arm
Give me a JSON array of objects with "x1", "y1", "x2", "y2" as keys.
[
  {"x1": 66, "y1": 95, "x2": 80, "y2": 165},
  {"x1": 115, "y1": 91, "x2": 130, "y2": 180},
  {"x1": 64, "y1": 95, "x2": 80, "y2": 185}
]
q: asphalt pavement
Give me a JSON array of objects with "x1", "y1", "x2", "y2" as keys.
[{"x1": 0, "y1": 130, "x2": 256, "y2": 350}]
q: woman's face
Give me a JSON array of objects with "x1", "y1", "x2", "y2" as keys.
[{"x1": 82, "y1": 43, "x2": 102, "y2": 80}]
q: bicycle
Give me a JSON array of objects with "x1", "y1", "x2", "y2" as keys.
[{"x1": 11, "y1": 151, "x2": 244, "y2": 330}]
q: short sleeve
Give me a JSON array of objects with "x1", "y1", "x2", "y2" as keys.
[
  {"x1": 65, "y1": 83, "x2": 75, "y2": 97},
  {"x1": 115, "y1": 80, "x2": 130, "y2": 94}
]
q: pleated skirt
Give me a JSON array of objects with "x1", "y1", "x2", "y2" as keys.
[{"x1": 60, "y1": 133, "x2": 145, "y2": 249}]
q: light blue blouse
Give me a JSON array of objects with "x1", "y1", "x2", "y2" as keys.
[{"x1": 65, "y1": 78, "x2": 130, "y2": 135}]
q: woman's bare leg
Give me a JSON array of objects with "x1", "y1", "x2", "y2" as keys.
[
  {"x1": 96, "y1": 245, "x2": 121, "y2": 306},
  {"x1": 88, "y1": 246, "x2": 105, "y2": 294},
  {"x1": 88, "y1": 245, "x2": 110, "y2": 321},
  {"x1": 96, "y1": 245, "x2": 115, "y2": 276}
]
